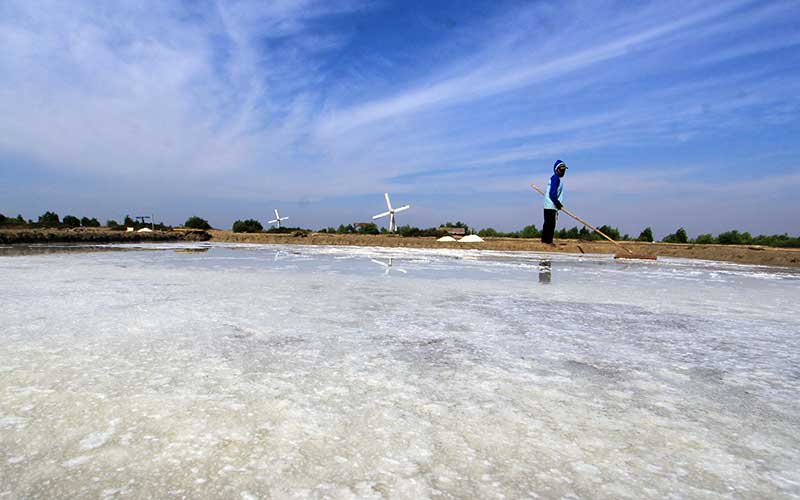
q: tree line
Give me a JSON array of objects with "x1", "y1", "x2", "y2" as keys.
[
  {"x1": 4, "y1": 212, "x2": 799, "y2": 248},
  {"x1": 0, "y1": 212, "x2": 170, "y2": 230},
  {"x1": 660, "y1": 227, "x2": 800, "y2": 248}
]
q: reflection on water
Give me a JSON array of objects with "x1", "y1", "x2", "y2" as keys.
[
  {"x1": 539, "y1": 259, "x2": 552, "y2": 284},
  {"x1": 0, "y1": 244, "x2": 140, "y2": 257},
  {"x1": 371, "y1": 257, "x2": 407, "y2": 275}
]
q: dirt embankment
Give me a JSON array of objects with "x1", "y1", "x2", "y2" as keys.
[
  {"x1": 0, "y1": 227, "x2": 210, "y2": 244},
  {"x1": 2, "y1": 227, "x2": 796, "y2": 268},
  {"x1": 208, "y1": 230, "x2": 800, "y2": 268}
]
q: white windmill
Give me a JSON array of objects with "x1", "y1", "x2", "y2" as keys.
[
  {"x1": 268, "y1": 209, "x2": 289, "y2": 228},
  {"x1": 372, "y1": 193, "x2": 410, "y2": 233}
]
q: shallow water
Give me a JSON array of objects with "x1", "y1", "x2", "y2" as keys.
[{"x1": 1, "y1": 243, "x2": 799, "y2": 499}]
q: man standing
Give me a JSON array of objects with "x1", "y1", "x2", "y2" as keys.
[{"x1": 541, "y1": 160, "x2": 568, "y2": 244}]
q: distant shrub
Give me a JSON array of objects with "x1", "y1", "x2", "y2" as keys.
[
  {"x1": 520, "y1": 225, "x2": 540, "y2": 239},
  {"x1": 336, "y1": 224, "x2": 355, "y2": 234},
  {"x1": 662, "y1": 227, "x2": 688, "y2": 243},
  {"x1": 266, "y1": 226, "x2": 309, "y2": 234},
  {"x1": 638, "y1": 227, "x2": 654, "y2": 242},
  {"x1": 107, "y1": 219, "x2": 119, "y2": 228},
  {"x1": 124, "y1": 215, "x2": 135, "y2": 227},
  {"x1": 750, "y1": 233, "x2": 800, "y2": 248},
  {"x1": 38, "y1": 211, "x2": 60, "y2": 226},
  {"x1": 558, "y1": 226, "x2": 581, "y2": 239},
  {"x1": 597, "y1": 225, "x2": 621, "y2": 240},
  {"x1": 1, "y1": 214, "x2": 25, "y2": 226},
  {"x1": 398, "y1": 225, "x2": 421, "y2": 237},
  {"x1": 441, "y1": 221, "x2": 471, "y2": 234},
  {"x1": 81, "y1": 216, "x2": 100, "y2": 227},
  {"x1": 476, "y1": 225, "x2": 540, "y2": 238},
  {"x1": 717, "y1": 230, "x2": 752, "y2": 245},
  {"x1": 232, "y1": 219, "x2": 263, "y2": 233},
  {"x1": 397, "y1": 225, "x2": 447, "y2": 237},
  {"x1": 62, "y1": 215, "x2": 81, "y2": 227},
  {"x1": 693, "y1": 233, "x2": 716, "y2": 244},
  {"x1": 356, "y1": 223, "x2": 380, "y2": 235},
  {"x1": 185, "y1": 216, "x2": 211, "y2": 230}
]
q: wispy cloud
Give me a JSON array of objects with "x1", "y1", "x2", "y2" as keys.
[{"x1": 0, "y1": 0, "x2": 798, "y2": 232}]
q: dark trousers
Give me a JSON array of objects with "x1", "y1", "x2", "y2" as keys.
[{"x1": 542, "y1": 209, "x2": 558, "y2": 244}]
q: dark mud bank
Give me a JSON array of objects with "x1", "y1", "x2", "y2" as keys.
[{"x1": 0, "y1": 228, "x2": 210, "y2": 244}]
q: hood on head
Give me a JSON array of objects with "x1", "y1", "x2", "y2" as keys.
[{"x1": 553, "y1": 160, "x2": 568, "y2": 174}]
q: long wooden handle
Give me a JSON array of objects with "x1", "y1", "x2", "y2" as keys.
[{"x1": 531, "y1": 184, "x2": 632, "y2": 254}]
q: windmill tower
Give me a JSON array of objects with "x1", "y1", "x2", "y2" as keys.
[
  {"x1": 268, "y1": 209, "x2": 289, "y2": 228},
  {"x1": 372, "y1": 193, "x2": 410, "y2": 233}
]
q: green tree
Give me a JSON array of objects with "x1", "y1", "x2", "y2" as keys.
[
  {"x1": 80, "y1": 216, "x2": 101, "y2": 227},
  {"x1": 38, "y1": 211, "x2": 60, "y2": 226},
  {"x1": 397, "y1": 225, "x2": 420, "y2": 237},
  {"x1": 693, "y1": 233, "x2": 716, "y2": 244},
  {"x1": 597, "y1": 225, "x2": 621, "y2": 240},
  {"x1": 442, "y1": 221, "x2": 471, "y2": 234},
  {"x1": 750, "y1": 233, "x2": 800, "y2": 248},
  {"x1": 124, "y1": 215, "x2": 135, "y2": 227},
  {"x1": 357, "y1": 223, "x2": 380, "y2": 235},
  {"x1": 662, "y1": 227, "x2": 688, "y2": 243},
  {"x1": 107, "y1": 219, "x2": 119, "y2": 228},
  {"x1": 185, "y1": 216, "x2": 211, "y2": 230},
  {"x1": 62, "y1": 215, "x2": 81, "y2": 227},
  {"x1": 717, "y1": 230, "x2": 752, "y2": 245},
  {"x1": 565, "y1": 226, "x2": 581, "y2": 239},
  {"x1": 232, "y1": 219, "x2": 263, "y2": 233},
  {"x1": 478, "y1": 228, "x2": 499, "y2": 237},
  {"x1": 520, "y1": 225, "x2": 539, "y2": 238},
  {"x1": 637, "y1": 227, "x2": 654, "y2": 242}
]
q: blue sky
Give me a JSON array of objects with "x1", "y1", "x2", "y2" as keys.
[{"x1": 1, "y1": 0, "x2": 798, "y2": 238}]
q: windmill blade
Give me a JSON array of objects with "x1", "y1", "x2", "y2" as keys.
[
  {"x1": 280, "y1": 216, "x2": 289, "y2": 221},
  {"x1": 384, "y1": 193, "x2": 393, "y2": 211},
  {"x1": 393, "y1": 205, "x2": 410, "y2": 213},
  {"x1": 268, "y1": 219, "x2": 278, "y2": 224},
  {"x1": 396, "y1": 268, "x2": 408, "y2": 274},
  {"x1": 274, "y1": 209, "x2": 280, "y2": 219},
  {"x1": 370, "y1": 259, "x2": 389, "y2": 268},
  {"x1": 373, "y1": 211, "x2": 391, "y2": 219}
]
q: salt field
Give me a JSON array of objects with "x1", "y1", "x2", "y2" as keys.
[{"x1": 1, "y1": 243, "x2": 799, "y2": 499}]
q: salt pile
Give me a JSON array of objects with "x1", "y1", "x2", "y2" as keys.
[
  {"x1": 436, "y1": 235, "x2": 457, "y2": 242},
  {"x1": 458, "y1": 234, "x2": 484, "y2": 242}
]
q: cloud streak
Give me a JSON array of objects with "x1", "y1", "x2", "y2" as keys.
[{"x1": 0, "y1": 0, "x2": 798, "y2": 233}]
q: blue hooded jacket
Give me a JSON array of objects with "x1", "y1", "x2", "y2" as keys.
[{"x1": 543, "y1": 160, "x2": 565, "y2": 210}]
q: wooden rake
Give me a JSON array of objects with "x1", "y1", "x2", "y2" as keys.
[{"x1": 531, "y1": 184, "x2": 656, "y2": 260}]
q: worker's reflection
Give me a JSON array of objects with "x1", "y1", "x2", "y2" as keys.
[{"x1": 538, "y1": 259, "x2": 552, "y2": 284}]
